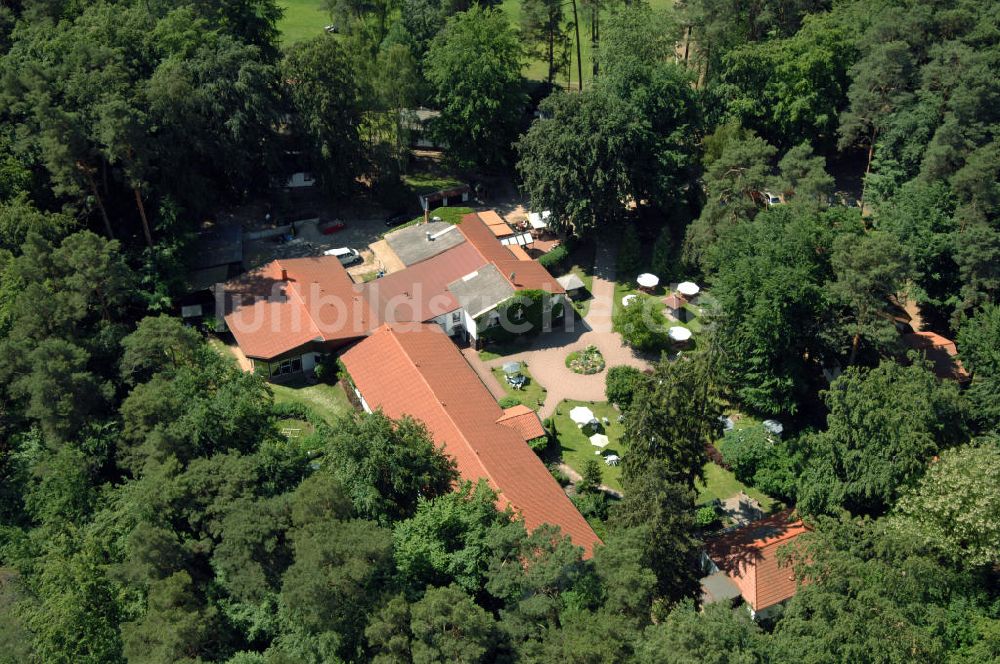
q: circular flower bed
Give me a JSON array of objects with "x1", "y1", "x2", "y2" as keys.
[{"x1": 565, "y1": 345, "x2": 606, "y2": 375}]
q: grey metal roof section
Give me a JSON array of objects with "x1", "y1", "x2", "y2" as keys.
[
  {"x1": 700, "y1": 571, "x2": 742, "y2": 605},
  {"x1": 557, "y1": 273, "x2": 585, "y2": 291},
  {"x1": 447, "y1": 264, "x2": 515, "y2": 317},
  {"x1": 193, "y1": 224, "x2": 243, "y2": 269},
  {"x1": 385, "y1": 221, "x2": 465, "y2": 266}
]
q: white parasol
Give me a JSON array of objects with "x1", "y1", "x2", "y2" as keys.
[
  {"x1": 621, "y1": 294, "x2": 639, "y2": 307},
  {"x1": 637, "y1": 273, "x2": 660, "y2": 288},
  {"x1": 569, "y1": 406, "x2": 597, "y2": 425},
  {"x1": 677, "y1": 281, "x2": 700, "y2": 297},
  {"x1": 589, "y1": 433, "x2": 610, "y2": 448},
  {"x1": 669, "y1": 326, "x2": 693, "y2": 342}
]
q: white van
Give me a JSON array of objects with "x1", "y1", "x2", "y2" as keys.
[{"x1": 324, "y1": 247, "x2": 362, "y2": 266}]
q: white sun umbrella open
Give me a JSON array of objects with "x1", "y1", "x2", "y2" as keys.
[
  {"x1": 637, "y1": 273, "x2": 659, "y2": 288},
  {"x1": 669, "y1": 326, "x2": 693, "y2": 342},
  {"x1": 621, "y1": 293, "x2": 639, "y2": 307},
  {"x1": 569, "y1": 406, "x2": 597, "y2": 425},
  {"x1": 589, "y1": 433, "x2": 610, "y2": 448},
  {"x1": 677, "y1": 281, "x2": 700, "y2": 297}
]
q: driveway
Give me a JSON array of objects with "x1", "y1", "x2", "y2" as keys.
[{"x1": 474, "y1": 237, "x2": 653, "y2": 418}]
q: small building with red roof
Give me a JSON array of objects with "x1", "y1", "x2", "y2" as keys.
[
  {"x1": 901, "y1": 330, "x2": 971, "y2": 383},
  {"x1": 340, "y1": 322, "x2": 601, "y2": 556},
  {"x1": 218, "y1": 256, "x2": 375, "y2": 379},
  {"x1": 701, "y1": 511, "x2": 809, "y2": 619}
]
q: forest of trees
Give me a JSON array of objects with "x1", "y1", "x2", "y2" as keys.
[{"x1": 0, "y1": 0, "x2": 998, "y2": 662}]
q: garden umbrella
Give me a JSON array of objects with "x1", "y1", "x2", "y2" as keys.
[
  {"x1": 502, "y1": 361, "x2": 522, "y2": 374},
  {"x1": 621, "y1": 294, "x2": 638, "y2": 307},
  {"x1": 669, "y1": 326, "x2": 692, "y2": 341},
  {"x1": 570, "y1": 406, "x2": 596, "y2": 425},
  {"x1": 677, "y1": 281, "x2": 700, "y2": 296},
  {"x1": 589, "y1": 433, "x2": 610, "y2": 448},
  {"x1": 637, "y1": 273, "x2": 659, "y2": 288}
]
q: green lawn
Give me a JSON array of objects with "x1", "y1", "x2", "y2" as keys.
[
  {"x1": 491, "y1": 366, "x2": 547, "y2": 410},
  {"x1": 562, "y1": 265, "x2": 595, "y2": 317},
  {"x1": 552, "y1": 399, "x2": 624, "y2": 492},
  {"x1": 270, "y1": 378, "x2": 354, "y2": 425},
  {"x1": 387, "y1": 205, "x2": 476, "y2": 236},
  {"x1": 696, "y1": 462, "x2": 778, "y2": 513},
  {"x1": 277, "y1": 0, "x2": 328, "y2": 47},
  {"x1": 402, "y1": 173, "x2": 465, "y2": 195},
  {"x1": 276, "y1": 417, "x2": 316, "y2": 439}
]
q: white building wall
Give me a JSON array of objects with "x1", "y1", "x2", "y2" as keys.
[
  {"x1": 354, "y1": 387, "x2": 372, "y2": 413},
  {"x1": 463, "y1": 309, "x2": 478, "y2": 340},
  {"x1": 431, "y1": 308, "x2": 463, "y2": 336}
]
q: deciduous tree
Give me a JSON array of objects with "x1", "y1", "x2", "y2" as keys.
[{"x1": 424, "y1": 7, "x2": 525, "y2": 170}]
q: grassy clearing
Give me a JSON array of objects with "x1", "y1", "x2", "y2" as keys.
[
  {"x1": 276, "y1": 417, "x2": 316, "y2": 438},
  {"x1": 552, "y1": 399, "x2": 624, "y2": 492},
  {"x1": 270, "y1": 378, "x2": 354, "y2": 425},
  {"x1": 277, "y1": 0, "x2": 328, "y2": 47},
  {"x1": 491, "y1": 366, "x2": 547, "y2": 410},
  {"x1": 500, "y1": 0, "x2": 675, "y2": 87},
  {"x1": 696, "y1": 462, "x2": 778, "y2": 513},
  {"x1": 402, "y1": 173, "x2": 465, "y2": 195}
]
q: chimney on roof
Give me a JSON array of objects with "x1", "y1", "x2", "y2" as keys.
[
  {"x1": 509, "y1": 272, "x2": 516, "y2": 283},
  {"x1": 281, "y1": 268, "x2": 288, "y2": 281}
]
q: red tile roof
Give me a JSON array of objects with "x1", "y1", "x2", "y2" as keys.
[
  {"x1": 496, "y1": 405, "x2": 546, "y2": 440},
  {"x1": 458, "y1": 212, "x2": 520, "y2": 263},
  {"x1": 456, "y1": 213, "x2": 565, "y2": 294},
  {"x1": 221, "y1": 257, "x2": 373, "y2": 359},
  {"x1": 495, "y1": 260, "x2": 566, "y2": 293},
  {"x1": 901, "y1": 331, "x2": 971, "y2": 382},
  {"x1": 664, "y1": 293, "x2": 687, "y2": 310},
  {"x1": 341, "y1": 323, "x2": 601, "y2": 556},
  {"x1": 363, "y1": 242, "x2": 486, "y2": 324},
  {"x1": 704, "y1": 512, "x2": 809, "y2": 612}
]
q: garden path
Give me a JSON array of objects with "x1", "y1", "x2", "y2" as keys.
[{"x1": 476, "y1": 236, "x2": 653, "y2": 418}]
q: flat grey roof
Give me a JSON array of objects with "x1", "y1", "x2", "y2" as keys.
[
  {"x1": 385, "y1": 221, "x2": 465, "y2": 266},
  {"x1": 700, "y1": 571, "x2": 742, "y2": 605},
  {"x1": 447, "y1": 264, "x2": 515, "y2": 318}
]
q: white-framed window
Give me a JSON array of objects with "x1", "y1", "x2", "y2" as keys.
[
  {"x1": 452, "y1": 311, "x2": 462, "y2": 324},
  {"x1": 272, "y1": 356, "x2": 303, "y2": 376}
]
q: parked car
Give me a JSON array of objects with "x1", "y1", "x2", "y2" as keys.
[
  {"x1": 763, "y1": 191, "x2": 782, "y2": 207},
  {"x1": 324, "y1": 247, "x2": 363, "y2": 266},
  {"x1": 385, "y1": 212, "x2": 414, "y2": 227}
]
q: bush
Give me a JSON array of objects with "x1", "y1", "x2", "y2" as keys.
[
  {"x1": 617, "y1": 223, "x2": 643, "y2": 279},
  {"x1": 696, "y1": 505, "x2": 721, "y2": 529},
  {"x1": 549, "y1": 465, "x2": 571, "y2": 486},
  {"x1": 605, "y1": 365, "x2": 648, "y2": 410},
  {"x1": 613, "y1": 297, "x2": 669, "y2": 351},
  {"x1": 577, "y1": 458, "x2": 604, "y2": 493},
  {"x1": 313, "y1": 354, "x2": 338, "y2": 384},
  {"x1": 538, "y1": 244, "x2": 568, "y2": 269},
  {"x1": 719, "y1": 425, "x2": 798, "y2": 502},
  {"x1": 478, "y1": 289, "x2": 553, "y2": 343},
  {"x1": 271, "y1": 401, "x2": 312, "y2": 421},
  {"x1": 572, "y1": 491, "x2": 611, "y2": 521},
  {"x1": 527, "y1": 435, "x2": 549, "y2": 455},
  {"x1": 498, "y1": 396, "x2": 521, "y2": 409}
]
